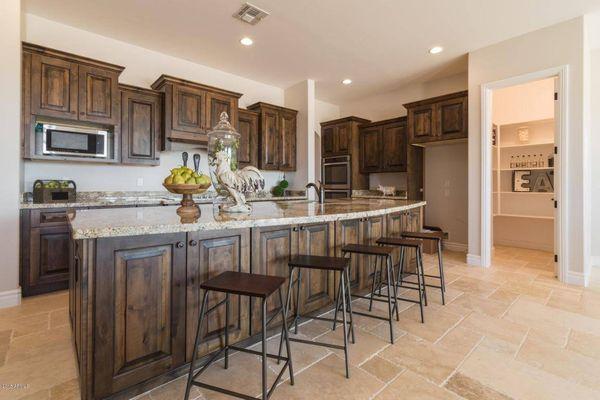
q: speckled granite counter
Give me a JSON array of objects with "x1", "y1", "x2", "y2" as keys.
[
  {"x1": 69, "y1": 198, "x2": 426, "y2": 239},
  {"x1": 20, "y1": 190, "x2": 306, "y2": 209}
]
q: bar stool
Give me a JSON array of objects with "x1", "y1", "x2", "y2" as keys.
[
  {"x1": 338, "y1": 244, "x2": 400, "y2": 344},
  {"x1": 277, "y1": 255, "x2": 355, "y2": 378},
  {"x1": 376, "y1": 237, "x2": 427, "y2": 323},
  {"x1": 184, "y1": 271, "x2": 294, "y2": 400},
  {"x1": 401, "y1": 231, "x2": 446, "y2": 305}
]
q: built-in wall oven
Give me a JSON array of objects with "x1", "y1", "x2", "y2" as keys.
[
  {"x1": 36, "y1": 122, "x2": 110, "y2": 159},
  {"x1": 322, "y1": 155, "x2": 352, "y2": 199}
]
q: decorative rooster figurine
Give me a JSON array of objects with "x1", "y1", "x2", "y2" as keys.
[{"x1": 214, "y1": 150, "x2": 265, "y2": 212}]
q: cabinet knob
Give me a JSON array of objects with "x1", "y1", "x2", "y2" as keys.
[
  {"x1": 176, "y1": 241, "x2": 185, "y2": 248},
  {"x1": 189, "y1": 240, "x2": 198, "y2": 247}
]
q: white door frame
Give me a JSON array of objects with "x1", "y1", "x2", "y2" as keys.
[{"x1": 480, "y1": 65, "x2": 568, "y2": 282}]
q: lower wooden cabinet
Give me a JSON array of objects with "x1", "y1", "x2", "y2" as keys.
[{"x1": 93, "y1": 233, "x2": 187, "y2": 398}]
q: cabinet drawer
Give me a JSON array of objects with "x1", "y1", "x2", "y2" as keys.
[{"x1": 31, "y1": 208, "x2": 71, "y2": 227}]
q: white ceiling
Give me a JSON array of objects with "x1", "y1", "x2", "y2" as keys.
[{"x1": 23, "y1": 0, "x2": 600, "y2": 104}]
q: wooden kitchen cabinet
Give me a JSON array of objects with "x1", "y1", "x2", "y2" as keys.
[
  {"x1": 25, "y1": 43, "x2": 124, "y2": 125},
  {"x1": 237, "y1": 108, "x2": 259, "y2": 168},
  {"x1": 186, "y1": 229, "x2": 250, "y2": 361},
  {"x1": 359, "y1": 126, "x2": 382, "y2": 173},
  {"x1": 151, "y1": 75, "x2": 242, "y2": 150},
  {"x1": 120, "y1": 84, "x2": 162, "y2": 165},
  {"x1": 359, "y1": 117, "x2": 407, "y2": 173},
  {"x1": 247, "y1": 102, "x2": 298, "y2": 171},
  {"x1": 93, "y1": 233, "x2": 187, "y2": 399},
  {"x1": 321, "y1": 117, "x2": 370, "y2": 157},
  {"x1": 404, "y1": 91, "x2": 468, "y2": 145}
]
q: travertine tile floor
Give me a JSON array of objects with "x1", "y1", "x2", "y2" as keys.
[{"x1": 2, "y1": 246, "x2": 600, "y2": 399}]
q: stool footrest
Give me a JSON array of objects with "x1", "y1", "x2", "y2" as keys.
[
  {"x1": 401, "y1": 271, "x2": 442, "y2": 280},
  {"x1": 192, "y1": 382, "x2": 256, "y2": 400},
  {"x1": 229, "y1": 345, "x2": 289, "y2": 362},
  {"x1": 398, "y1": 281, "x2": 443, "y2": 290},
  {"x1": 289, "y1": 337, "x2": 345, "y2": 351}
]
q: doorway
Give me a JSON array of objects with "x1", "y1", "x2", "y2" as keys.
[{"x1": 480, "y1": 67, "x2": 567, "y2": 281}]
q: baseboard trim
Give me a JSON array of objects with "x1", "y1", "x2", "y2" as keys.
[
  {"x1": 466, "y1": 253, "x2": 481, "y2": 266},
  {"x1": 591, "y1": 256, "x2": 600, "y2": 268},
  {"x1": 0, "y1": 288, "x2": 21, "y2": 308},
  {"x1": 492, "y1": 238, "x2": 553, "y2": 253},
  {"x1": 444, "y1": 241, "x2": 468, "y2": 253},
  {"x1": 565, "y1": 271, "x2": 590, "y2": 287}
]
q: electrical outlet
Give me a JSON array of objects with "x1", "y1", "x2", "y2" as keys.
[
  {"x1": 444, "y1": 179, "x2": 451, "y2": 187},
  {"x1": 444, "y1": 189, "x2": 450, "y2": 197},
  {"x1": 136, "y1": 177, "x2": 144, "y2": 187}
]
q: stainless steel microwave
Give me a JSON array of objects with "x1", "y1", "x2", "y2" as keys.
[{"x1": 38, "y1": 122, "x2": 108, "y2": 158}]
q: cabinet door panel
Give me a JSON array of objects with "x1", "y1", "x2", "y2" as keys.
[
  {"x1": 408, "y1": 104, "x2": 435, "y2": 143},
  {"x1": 172, "y1": 85, "x2": 206, "y2": 134},
  {"x1": 382, "y1": 122, "x2": 407, "y2": 172},
  {"x1": 238, "y1": 110, "x2": 258, "y2": 168},
  {"x1": 78, "y1": 65, "x2": 119, "y2": 124},
  {"x1": 335, "y1": 124, "x2": 350, "y2": 154},
  {"x1": 321, "y1": 126, "x2": 335, "y2": 157},
  {"x1": 437, "y1": 96, "x2": 467, "y2": 140},
  {"x1": 259, "y1": 109, "x2": 280, "y2": 170},
  {"x1": 121, "y1": 89, "x2": 161, "y2": 165},
  {"x1": 31, "y1": 54, "x2": 78, "y2": 120},
  {"x1": 360, "y1": 127, "x2": 381, "y2": 173},
  {"x1": 251, "y1": 226, "x2": 297, "y2": 333},
  {"x1": 279, "y1": 110, "x2": 297, "y2": 171},
  {"x1": 186, "y1": 230, "x2": 250, "y2": 360},
  {"x1": 94, "y1": 233, "x2": 186, "y2": 398},
  {"x1": 206, "y1": 92, "x2": 237, "y2": 131},
  {"x1": 362, "y1": 216, "x2": 386, "y2": 289},
  {"x1": 297, "y1": 223, "x2": 335, "y2": 313},
  {"x1": 335, "y1": 219, "x2": 363, "y2": 289},
  {"x1": 29, "y1": 226, "x2": 70, "y2": 287}
]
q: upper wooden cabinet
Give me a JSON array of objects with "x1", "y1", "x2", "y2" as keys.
[
  {"x1": 151, "y1": 75, "x2": 242, "y2": 150},
  {"x1": 404, "y1": 90, "x2": 468, "y2": 145},
  {"x1": 24, "y1": 43, "x2": 124, "y2": 125},
  {"x1": 119, "y1": 84, "x2": 162, "y2": 166},
  {"x1": 247, "y1": 102, "x2": 298, "y2": 171},
  {"x1": 359, "y1": 117, "x2": 407, "y2": 173},
  {"x1": 237, "y1": 108, "x2": 259, "y2": 168}
]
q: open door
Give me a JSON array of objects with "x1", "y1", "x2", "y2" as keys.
[{"x1": 553, "y1": 77, "x2": 560, "y2": 278}]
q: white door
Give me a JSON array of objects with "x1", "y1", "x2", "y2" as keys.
[{"x1": 553, "y1": 77, "x2": 560, "y2": 278}]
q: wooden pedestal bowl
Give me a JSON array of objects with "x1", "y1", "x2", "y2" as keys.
[{"x1": 163, "y1": 182, "x2": 211, "y2": 222}]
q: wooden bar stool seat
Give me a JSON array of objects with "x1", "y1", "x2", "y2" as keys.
[
  {"x1": 278, "y1": 255, "x2": 355, "y2": 378},
  {"x1": 401, "y1": 231, "x2": 447, "y2": 304},
  {"x1": 376, "y1": 237, "x2": 427, "y2": 323},
  {"x1": 185, "y1": 271, "x2": 294, "y2": 400},
  {"x1": 339, "y1": 244, "x2": 400, "y2": 344}
]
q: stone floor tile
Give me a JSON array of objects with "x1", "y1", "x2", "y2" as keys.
[
  {"x1": 359, "y1": 355, "x2": 403, "y2": 383},
  {"x1": 459, "y1": 311, "x2": 528, "y2": 345},
  {"x1": 374, "y1": 369, "x2": 462, "y2": 399},
  {"x1": 444, "y1": 372, "x2": 513, "y2": 400},
  {"x1": 567, "y1": 329, "x2": 600, "y2": 359}
]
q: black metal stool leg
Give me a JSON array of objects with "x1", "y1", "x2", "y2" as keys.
[
  {"x1": 278, "y1": 267, "x2": 295, "y2": 364},
  {"x1": 333, "y1": 267, "x2": 342, "y2": 331},
  {"x1": 388, "y1": 255, "x2": 400, "y2": 321},
  {"x1": 384, "y1": 256, "x2": 395, "y2": 344},
  {"x1": 294, "y1": 269, "x2": 302, "y2": 334},
  {"x1": 344, "y1": 267, "x2": 355, "y2": 344},
  {"x1": 261, "y1": 298, "x2": 267, "y2": 400},
  {"x1": 185, "y1": 290, "x2": 209, "y2": 400},
  {"x1": 368, "y1": 255, "x2": 380, "y2": 311},
  {"x1": 224, "y1": 293, "x2": 230, "y2": 369},
  {"x1": 437, "y1": 239, "x2": 446, "y2": 304},
  {"x1": 278, "y1": 288, "x2": 294, "y2": 385},
  {"x1": 398, "y1": 246, "x2": 405, "y2": 286},
  {"x1": 418, "y1": 246, "x2": 428, "y2": 307},
  {"x1": 340, "y1": 269, "x2": 350, "y2": 379}
]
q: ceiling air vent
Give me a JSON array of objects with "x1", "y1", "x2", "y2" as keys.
[{"x1": 233, "y1": 2, "x2": 269, "y2": 25}]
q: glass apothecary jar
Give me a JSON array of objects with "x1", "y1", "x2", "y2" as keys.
[{"x1": 207, "y1": 112, "x2": 240, "y2": 196}]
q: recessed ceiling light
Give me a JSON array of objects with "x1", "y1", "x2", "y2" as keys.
[
  {"x1": 429, "y1": 46, "x2": 443, "y2": 54},
  {"x1": 240, "y1": 37, "x2": 253, "y2": 46},
  {"x1": 342, "y1": 78, "x2": 352, "y2": 85}
]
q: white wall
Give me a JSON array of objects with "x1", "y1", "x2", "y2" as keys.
[
  {"x1": 314, "y1": 100, "x2": 341, "y2": 182},
  {"x1": 339, "y1": 72, "x2": 469, "y2": 246},
  {"x1": 468, "y1": 17, "x2": 588, "y2": 283},
  {"x1": 0, "y1": 0, "x2": 22, "y2": 305},
  {"x1": 492, "y1": 78, "x2": 555, "y2": 125},
  {"x1": 22, "y1": 14, "x2": 288, "y2": 192},
  {"x1": 588, "y1": 13, "x2": 600, "y2": 267}
]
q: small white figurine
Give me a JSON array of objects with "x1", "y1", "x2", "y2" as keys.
[
  {"x1": 377, "y1": 185, "x2": 396, "y2": 196},
  {"x1": 214, "y1": 150, "x2": 265, "y2": 212}
]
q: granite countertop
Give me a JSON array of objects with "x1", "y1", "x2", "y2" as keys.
[
  {"x1": 69, "y1": 198, "x2": 426, "y2": 239},
  {"x1": 20, "y1": 190, "x2": 307, "y2": 209},
  {"x1": 351, "y1": 189, "x2": 408, "y2": 200}
]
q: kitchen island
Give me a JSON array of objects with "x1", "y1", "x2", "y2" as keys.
[{"x1": 68, "y1": 198, "x2": 425, "y2": 399}]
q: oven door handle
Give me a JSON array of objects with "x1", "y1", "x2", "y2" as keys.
[{"x1": 323, "y1": 162, "x2": 350, "y2": 166}]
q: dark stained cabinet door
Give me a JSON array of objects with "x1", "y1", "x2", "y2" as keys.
[
  {"x1": 186, "y1": 229, "x2": 250, "y2": 361},
  {"x1": 30, "y1": 54, "x2": 79, "y2": 120},
  {"x1": 260, "y1": 109, "x2": 280, "y2": 170},
  {"x1": 382, "y1": 122, "x2": 407, "y2": 172},
  {"x1": 251, "y1": 226, "x2": 298, "y2": 333},
  {"x1": 172, "y1": 84, "x2": 206, "y2": 136},
  {"x1": 279, "y1": 110, "x2": 297, "y2": 171},
  {"x1": 78, "y1": 65, "x2": 120, "y2": 125},
  {"x1": 297, "y1": 223, "x2": 335, "y2": 313},
  {"x1": 94, "y1": 233, "x2": 187, "y2": 398},
  {"x1": 361, "y1": 216, "x2": 386, "y2": 289},
  {"x1": 408, "y1": 104, "x2": 435, "y2": 143},
  {"x1": 321, "y1": 125, "x2": 335, "y2": 157},
  {"x1": 120, "y1": 86, "x2": 161, "y2": 165},
  {"x1": 359, "y1": 127, "x2": 381, "y2": 173},
  {"x1": 335, "y1": 219, "x2": 363, "y2": 290},
  {"x1": 28, "y1": 226, "x2": 70, "y2": 290},
  {"x1": 437, "y1": 96, "x2": 468, "y2": 140},
  {"x1": 237, "y1": 109, "x2": 259, "y2": 168},
  {"x1": 206, "y1": 91, "x2": 238, "y2": 131},
  {"x1": 335, "y1": 123, "x2": 350, "y2": 155}
]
